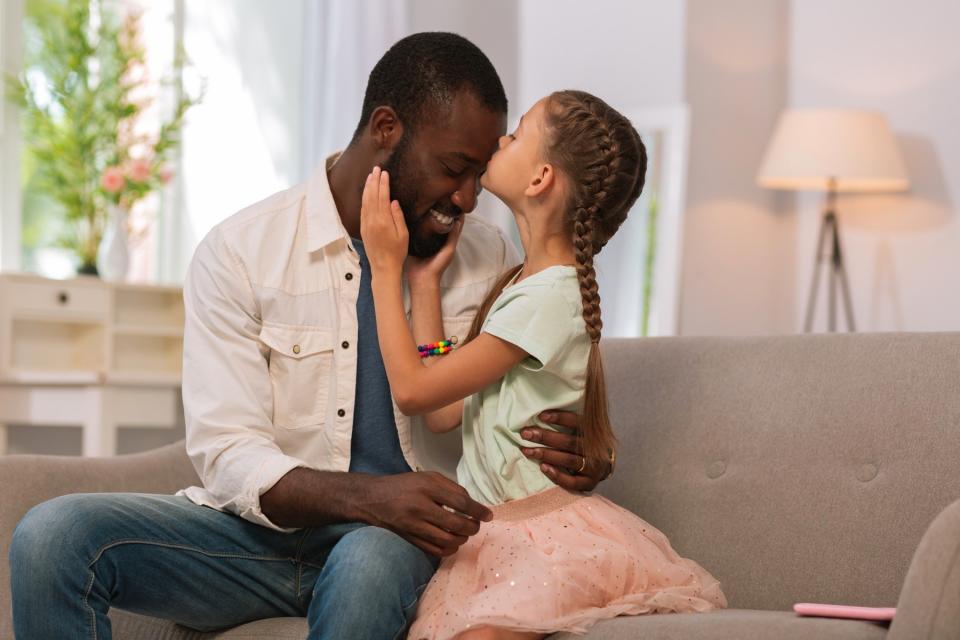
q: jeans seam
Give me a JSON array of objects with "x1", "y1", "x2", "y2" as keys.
[
  {"x1": 295, "y1": 563, "x2": 302, "y2": 605},
  {"x1": 293, "y1": 528, "x2": 312, "y2": 601},
  {"x1": 392, "y1": 579, "x2": 431, "y2": 640},
  {"x1": 83, "y1": 540, "x2": 296, "y2": 637},
  {"x1": 293, "y1": 528, "x2": 311, "y2": 562},
  {"x1": 82, "y1": 570, "x2": 98, "y2": 640},
  {"x1": 86, "y1": 538, "x2": 295, "y2": 567}
]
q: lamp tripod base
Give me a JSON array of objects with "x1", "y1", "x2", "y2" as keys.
[{"x1": 804, "y1": 206, "x2": 856, "y2": 333}]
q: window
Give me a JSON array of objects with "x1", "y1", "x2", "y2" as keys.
[
  {"x1": 1, "y1": 0, "x2": 25, "y2": 272},
  {"x1": 5, "y1": 0, "x2": 181, "y2": 280}
]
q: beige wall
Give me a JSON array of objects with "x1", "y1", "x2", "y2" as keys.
[
  {"x1": 413, "y1": 1, "x2": 802, "y2": 337},
  {"x1": 407, "y1": 0, "x2": 520, "y2": 114},
  {"x1": 791, "y1": 0, "x2": 960, "y2": 332},
  {"x1": 514, "y1": 0, "x2": 687, "y2": 111},
  {"x1": 410, "y1": 0, "x2": 690, "y2": 295},
  {"x1": 423, "y1": 0, "x2": 960, "y2": 336},
  {"x1": 680, "y1": 0, "x2": 796, "y2": 336}
]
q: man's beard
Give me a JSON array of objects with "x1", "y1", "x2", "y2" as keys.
[{"x1": 380, "y1": 136, "x2": 450, "y2": 258}]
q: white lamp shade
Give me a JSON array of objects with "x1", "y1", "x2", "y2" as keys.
[{"x1": 757, "y1": 109, "x2": 909, "y2": 193}]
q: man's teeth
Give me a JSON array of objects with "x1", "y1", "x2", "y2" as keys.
[{"x1": 431, "y1": 209, "x2": 454, "y2": 226}]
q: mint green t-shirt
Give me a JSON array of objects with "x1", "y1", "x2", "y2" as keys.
[{"x1": 457, "y1": 265, "x2": 591, "y2": 505}]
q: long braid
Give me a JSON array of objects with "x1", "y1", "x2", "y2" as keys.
[
  {"x1": 573, "y1": 211, "x2": 602, "y2": 343},
  {"x1": 544, "y1": 90, "x2": 648, "y2": 468}
]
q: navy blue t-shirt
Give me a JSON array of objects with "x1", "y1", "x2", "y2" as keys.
[{"x1": 348, "y1": 238, "x2": 411, "y2": 475}]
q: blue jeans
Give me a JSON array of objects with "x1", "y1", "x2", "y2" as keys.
[{"x1": 9, "y1": 493, "x2": 438, "y2": 639}]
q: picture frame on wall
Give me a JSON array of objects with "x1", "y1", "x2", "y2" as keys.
[{"x1": 594, "y1": 105, "x2": 690, "y2": 337}]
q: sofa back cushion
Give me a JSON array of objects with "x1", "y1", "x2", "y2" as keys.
[{"x1": 599, "y1": 333, "x2": 960, "y2": 611}]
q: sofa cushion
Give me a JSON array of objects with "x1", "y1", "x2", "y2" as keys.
[
  {"x1": 554, "y1": 609, "x2": 890, "y2": 640},
  {"x1": 109, "y1": 609, "x2": 309, "y2": 639},
  {"x1": 598, "y1": 334, "x2": 960, "y2": 611},
  {"x1": 111, "y1": 609, "x2": 889, "y2": 639}
]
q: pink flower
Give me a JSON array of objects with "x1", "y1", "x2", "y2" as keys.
[
  {"x1": 127, "y1": 159, "x2": 152, "y2": 183},
  {"x1": 159, "y1": 166, "x2": 174, "y2": 184},
  {"x1": 101, "y1": 166, "x2": 126, "y2": 193}
]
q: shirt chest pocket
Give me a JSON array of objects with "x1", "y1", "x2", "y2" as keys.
[
  {"x1": 260, "y1": 323, "x2": 335, "y2": 429},
  {"x1": 442, "y1": 315, "x2": 474, "y2": 348}
]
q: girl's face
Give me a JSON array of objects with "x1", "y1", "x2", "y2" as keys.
[{"x1": 480, "y1": 98, "x2": 549, "y2": 207}]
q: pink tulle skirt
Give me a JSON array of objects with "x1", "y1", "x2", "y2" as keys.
[{"x1": 408, "y1": 488, "x2": 726, "y2": 639}]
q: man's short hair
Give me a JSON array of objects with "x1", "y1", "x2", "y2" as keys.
[{"x1": 351, "y1": 32, "x2": 507, "y2": 141}]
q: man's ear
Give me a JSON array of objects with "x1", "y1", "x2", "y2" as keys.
[
  {"x1": 524, "y1": 163, "x2": 556, "y2": 198},
  {"x1": 367, "y1": 106, "x2": 405, "y2": 153}
]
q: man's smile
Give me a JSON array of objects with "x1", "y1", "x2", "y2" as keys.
[{"x1": 423, "y1": 204, "x2": 463, "y2": 235}]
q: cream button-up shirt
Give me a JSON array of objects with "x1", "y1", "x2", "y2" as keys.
[{"x1": 177, "y1": 155, "x2": 520, "y2": 530}]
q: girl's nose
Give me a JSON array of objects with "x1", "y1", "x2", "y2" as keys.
[{"x1": 498, "y1": 135, "x2": 511, "y2": 149}]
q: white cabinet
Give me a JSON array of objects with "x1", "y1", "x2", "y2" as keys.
[{"x1": 0, "y1": 273, "x2": 184, "y2": 456}]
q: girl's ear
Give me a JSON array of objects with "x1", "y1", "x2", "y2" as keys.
[{"x1": 524, "y1": 163, "x2": 556, "y2": 198}]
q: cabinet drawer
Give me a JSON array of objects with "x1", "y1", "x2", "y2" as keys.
[{"x1": 1, "y1": 280, "x2": 109, "y2": 318}]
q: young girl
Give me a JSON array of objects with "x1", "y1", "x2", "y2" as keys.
[{"x1": 360, "y1": 90, "x2": 726, "y2": 639}]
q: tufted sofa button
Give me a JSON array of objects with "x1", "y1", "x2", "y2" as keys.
[
  {"x1": 857, "y1": 462, "x2": 879, "y2": 482},
  {"x1": 706, "y1": 460, "x2": 727, "y2": 479}
]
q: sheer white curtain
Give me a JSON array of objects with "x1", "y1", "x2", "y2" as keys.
[
  {"x1": 0, "y1": 0, "x2": 24, "y2": 272},
  {"x1": 300, "y1": 0, "x2": 408, "y2": 177},
  {"x1": 162, "y1": 0, "x2": 406, "y2": 283}
]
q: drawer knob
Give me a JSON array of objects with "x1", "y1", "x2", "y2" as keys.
[{"x1": 58, "y1": 291, "x2": 70, "y2": 305}]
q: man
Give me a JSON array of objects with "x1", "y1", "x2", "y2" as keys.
[{"x1": 10, "y1": 32, "x2": 609, "y2": 639}]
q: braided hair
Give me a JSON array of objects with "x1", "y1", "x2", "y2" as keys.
[
  {"x1": 467, "y1": 90, "x2": 646, "y2": 468},
  {"x1": 544, "y1": 90, "x2": 646, "y2": 466}
]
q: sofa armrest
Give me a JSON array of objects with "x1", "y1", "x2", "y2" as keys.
[
  {"x1": 888, "y1": 497, "x2": 960, "y2": 640},
  {"x1": 0, "y1": 440, "x2": 199, "y2": 639}
]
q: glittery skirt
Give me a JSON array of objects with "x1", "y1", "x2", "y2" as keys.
[{"x1": 408, "y1": 487, "x2": 726, "y2": 639}]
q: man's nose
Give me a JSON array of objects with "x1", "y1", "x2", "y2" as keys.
[{"x1": 451, "y1": 175, "x2": 480, "y2": 213}]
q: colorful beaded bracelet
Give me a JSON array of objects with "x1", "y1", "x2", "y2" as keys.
[{"x1": 418, "y1": 336, "x2": 458, "y2": 358}]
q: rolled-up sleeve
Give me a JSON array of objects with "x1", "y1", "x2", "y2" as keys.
[{"x1": 180, "y1": 227, "x2": 306, "y2": 531}]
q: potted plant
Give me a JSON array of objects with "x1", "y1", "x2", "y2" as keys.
[{"x1": 7, "y1": 0, "x2": 200, "y2": 277}]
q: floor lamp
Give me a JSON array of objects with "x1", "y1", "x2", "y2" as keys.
[{"x1": 757, "y1": 109, "x2": 909, "y2": 333}]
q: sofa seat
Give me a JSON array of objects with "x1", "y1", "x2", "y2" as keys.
[
  {"x1": 109, "y1": 608, "x2": 890, "y2": 640},
  {"x1": 5, "y1": 334, "x2": 959, "y2": 639}
]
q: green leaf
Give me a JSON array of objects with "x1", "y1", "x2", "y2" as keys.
[{"x1": 11, "y1": 0, "x2": 202, "y2": 265}]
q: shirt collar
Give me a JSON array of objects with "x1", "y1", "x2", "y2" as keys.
[{"x1": 305, "y1": 152, "x2": 351, "y2": 253}]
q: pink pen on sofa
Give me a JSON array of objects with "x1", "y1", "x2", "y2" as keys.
[{"x1": 794, "y1": 603, "x2": 896, "y2": 621}]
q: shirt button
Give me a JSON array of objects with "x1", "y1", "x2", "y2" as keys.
[
  {"x1": 341, "y1": 341, "x2": 349, "y2": 349},
  {"x1": 292, "y1": 344, "x2": 301, "y2": 355},
  {"x1": 337, "y1": 409, "x2": 346, "y2": 418},
  {"x1": 345, "y1": 273, "x2": 353, "y2": 281}
]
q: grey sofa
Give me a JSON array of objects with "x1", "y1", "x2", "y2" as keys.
[{"x1": 2, "y1": 333, "x2": 959, "y2": 639}]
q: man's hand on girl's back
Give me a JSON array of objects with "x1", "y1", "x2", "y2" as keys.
[{"x1": 519, "y1": 410, "x2": 611, "y2": 492}]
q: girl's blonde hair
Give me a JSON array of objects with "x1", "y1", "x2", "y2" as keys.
[{"x1": 467, "y1": 90, "x2": 647, "y2": 469}]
